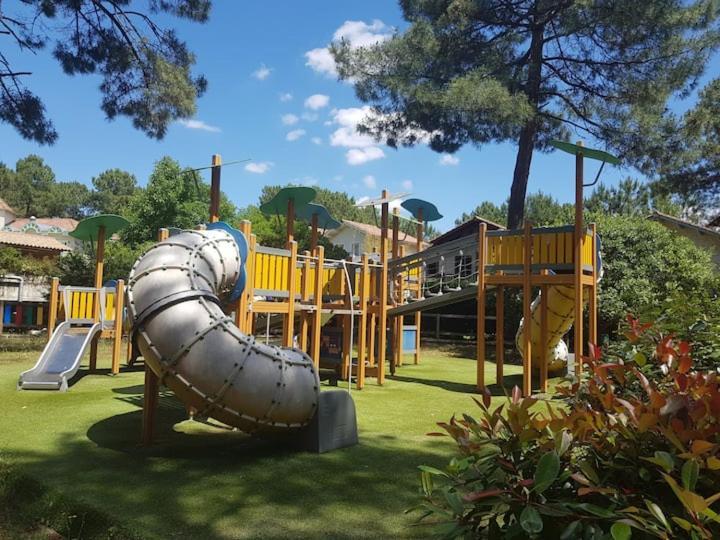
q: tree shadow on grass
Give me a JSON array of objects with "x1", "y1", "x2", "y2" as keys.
[
  {"x1": 5, "y1": 390, "x2": 448, "y2": 539},
  {"x1": 389, "y1": 373, "x2": 525, "y2": 396}
]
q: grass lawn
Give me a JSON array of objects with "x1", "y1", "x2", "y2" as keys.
[{"x1": 0, "y1": 342, "x2": 538, "y2": 539}]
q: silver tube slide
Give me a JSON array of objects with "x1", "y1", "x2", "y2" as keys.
[{"x1": 126, "y1": 229, "x2": 320, "y2": 434}]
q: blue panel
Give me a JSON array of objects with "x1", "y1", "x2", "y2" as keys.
[
  {"x1": 3, "y1": 304, "x2": 11, "y2": 324},
  {"x1": 403, "y1": 325, "x2": 417, "y2": 352}
]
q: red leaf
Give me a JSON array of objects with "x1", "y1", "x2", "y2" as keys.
[
  {"x1": 464, "y1": 488, "x2": 507, "y2": 502},
  {"x1": 482, "y1": 387, "x2": 492, "y2": 408}
]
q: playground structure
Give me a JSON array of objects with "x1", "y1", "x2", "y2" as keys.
[{"x1": 18, "y1": 215, "x2": 130, "y2": 390}]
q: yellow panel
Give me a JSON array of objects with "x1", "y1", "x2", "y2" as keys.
[
  {"x1": 548, "y1": 234, "x2": 557, "y2": 264},
  {"x1": 532, "y1": 234, "x2": 540, "y2": 265},
  {"x1": 71, "y1": 292, "x2": 80, "y2": 318},
  {"x1": 37, "y1": 306, "x2": 44, "y2": 325},
  {"x1": 106, "y1": 292, "x2": 114, "y2": 316},
  {"x1": 86, "y1": 292, "x2": 94, "y2": 319},
  {"x1": 263, "y1": 254, "x2": 272, "y2": 289},
  {"x1": 565, "y1": 232, "x2": 573, "y2": 263},
  {"x1": 79, "y1": 292, "x2": 87, "y2": 319}
]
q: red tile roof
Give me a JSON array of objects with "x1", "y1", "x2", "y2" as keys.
[{"x1": 0, "y1": 231, "x2": 71, "y2": 252}]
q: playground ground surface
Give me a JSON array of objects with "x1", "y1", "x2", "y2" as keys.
[{"x1": 0, "y1": 342, "x2": 553, "y2": 539}]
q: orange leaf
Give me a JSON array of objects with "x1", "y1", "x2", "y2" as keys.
[{"x1": 691, "y1": 440, "x2": 715, "y2": 455}]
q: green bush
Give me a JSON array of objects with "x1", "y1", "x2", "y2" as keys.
[
  {"x1": 0, "y1": 247, "x2": 57, "y2": 278},
  {"x1": 415, "y1": 320, "x2": 720, "y2": 539}
]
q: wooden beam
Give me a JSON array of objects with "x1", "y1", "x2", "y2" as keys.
[
  {"x1": 141, "y1": 366, "x2": 159, "y2": 446},
  {"x1": 111, "y1": 279, "x2": 124, "y2": 375},
  {"x1": 588, "y1": 223, "x2": 598, "y2": 347},
  {"x1": 310, "y1": 213, "x2": 319, "y2": 252},
  {"x1": 210, "y1": 154, "x2": 221, "y2": 223},
  {"x1": 414, "y1": 207, "x2": 423, "y2": 365},
  {"x1": 523, "y1": 221, "x2": 532, "y2": 396},
  {"x1": 356, "y1": 254, "x2": 369, "y2": 390},
  {"x1": 540, "y1": 281, "x2": 549, "y2": 393},
  {"x1": 495, "y1": 285, "x2": 504, "y2": 387},
  {"x1": 377, "y1": 190, "x2": 389, "y2": 385},
  {"x1": 574, "y1": 142, "x2": 585, "y2": 377},
  {"x1": 310, "y1": 246, "x2": 324, "y2": 369},
  {"x1": 47, "y1": 277, "x2": 59, "y2": 341},
  {"x1": 283, "y1": 241, "x2": 297, "y2": 348},
  {"x1": 476, "y1": 223, "x2": 487, "y2": 392},
  {"x1": 236, "y1": 220, "x2": 252, "y2": 333},
  {"x1": 89, "y1": 224, "x2": 106, "y2": 372},
  {"x1": 286, "y1": 197, "x2": 295, "y2": 246},
  {"x1": 300, "y1": 251, "x2": 311, "y2": 352}
]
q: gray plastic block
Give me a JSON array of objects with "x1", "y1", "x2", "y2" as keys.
[{"x1": 297, "y1": 390, "x2": 358, "y2": 453}]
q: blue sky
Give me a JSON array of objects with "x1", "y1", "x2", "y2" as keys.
[{"x1": 0, "y1": 1, "x2": 714, "y2": 232}]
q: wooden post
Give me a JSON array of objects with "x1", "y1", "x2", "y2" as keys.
[
  {"x1": 142, "y1": 366, "x2": 159, "y2": 446},
  {"x1": 523, "y1": 221, "x2": 533, "y2": 396},
  {"x1": 89, "y1": 225, "x2": 106, "y2": 372},
  {"x1": 210, "y1": 154, "x2": 222, "y2": 223},
  {"x1": 357, "y1": 254, "x2": 369, "y2": 389},
  {"x1": 588, "y1": 223, "x2": 598, "y2": 347},
  {"x1": 495, "y1": 286, "x2": 504, "y2": 387},
  {"x1": 111, "y1": 279, "x2": 124, "y2": 375},
  {"x1": 284, "y1": 241, "x2": 298, "y2": 348},
  {"x1": 377, "y1": 190, "x2": 389, "y2": 385},
  {"x1": 287, "y1": 198, "x2": 295, "y2": 246},
  {"x1": 236, "y1": 220, "x2": 252, "y2": 332},
  {"x1": 141, "y1": 227, "x2": 168, "y2": 446},
  {"x1": 245, "y1": 234, "x2": 257, "y2": 333},
  {"x1": 476, "y1": 223, "x2": 487, "y2": 391},
  {"x1": 390, "y1": 208, "x2": 400, "y2": 374},
  {"x1": 414, "y1": 207, "x2": 423, "y2": 365},
  {"x1": 300, "y1": 251, "x2": 311, "y2": 352},
  {"x1": 540, "y1": 282, "x2": 549, "y2": 393},
  {"x1": 395, "y1": 246, "x2": 406, "y2": 370},
  {"x1": 310, "y1": 246, "x2": 324, "y2": 368},
  {"x1": 574, "y1": 142, "x2": 585, "y2": 377},
  {"x1": 310, "y1": 213, "x2": 319, "y2": 252},
  {"x1": 47, "y1": 277, "x2": 59, "y2": 340}
]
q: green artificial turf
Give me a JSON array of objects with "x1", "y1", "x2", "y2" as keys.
[{"x1": 0, "y1": 342, "x2": 535, "y2": 539}]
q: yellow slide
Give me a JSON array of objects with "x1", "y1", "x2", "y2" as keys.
[{"x1": 515, "y1": 285, "x2": 578, "y2": 375}]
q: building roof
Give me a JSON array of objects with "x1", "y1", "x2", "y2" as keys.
[
  {"x1": 649, "y1": 210, "x2": 720, "y2": 242},
  {"x1": 0, "y1": 198, "x2": 15, "y2": 216},
  {"x1": 431, "y1": 216, "x2": 505, "y2": 246},
  {"x1": 0, "y1": 231, "x2": 72, "y2": 252},
  {"x1": 329, "y1": 219, "x2": 426, "y2": 247},
  {"x1": 6, "y1": 217, "x2": 79, "y2": 233}
]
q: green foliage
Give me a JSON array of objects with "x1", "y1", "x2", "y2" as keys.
[
  {"x1": 56, "y1": 251, "x2": 94, "y2": 287},
  {"x1": 416, "y1": 325, "x2": 720, "y2": 538},
  {"x1": 595, "y1": 216, "x2": 719, "y2": 337},
  {"x1": 88, "y1": 169, "x2": 139, "y2": 215},
  {"x1": 586, "y1": 179, "x2": 681, "y2": 218},
  {"x1": 0, "y1": 247, "x2": 57, "y2": 278},
  {"x1": 122, "y1": 157, "x2": 236, "y2": 245},
  {"x1": 1, "y1": 1, "x2": 210, "y2": 144},
  {"x1": 333, "y1": 0, "x2": 720, "y2": 227},
  {"x1": 456, "y1": 192, "x2": 573, "y2": 227}
]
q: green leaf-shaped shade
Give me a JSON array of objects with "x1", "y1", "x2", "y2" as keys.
[
  {"x1": 295, "y1": 202, "x2": 341, "y2": 230},
  {"x1": 401, "y1": 198, "x2": 443, "y2": 222},
  {"x1": 259, "y1": 186, "x2": 317, "y2": 216},
  {"x1": 69, "y1": 214, "x2": 131, "y2": 241},
  {"x1": 549, "y1": 140, "x2": 620, "y2": 165}
]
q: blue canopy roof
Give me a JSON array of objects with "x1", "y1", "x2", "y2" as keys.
[
  {"x1": 401, "y1": 198, "x2": 443, "y2": 222},
  {"x1": 295, "y1": 202, "x2": 341, "y2": 230}
]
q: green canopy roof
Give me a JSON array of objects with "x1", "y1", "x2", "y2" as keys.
[
  {"x1": 549, "y1": 140, "x2": 620, "y2": 165},
  {"x1": 401, "y1": 198, "x2": 443, "y2": 222},
  {"x1": 295, "y1": 202, "x2": 341, "y2": 230},
  {"x1": 259, "y1": 187, "x2": 317, "y2": 216},
  {"x1": 69, "y1": 214, "x2": 130, "y2": 241}
]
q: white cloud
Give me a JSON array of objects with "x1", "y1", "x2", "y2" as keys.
[
  {"x1": 402, "y1": 179, "x2": 413, "y2": 191},
  {"x1": 302, "y1": 112, "x2": 319, "y2": 122},
  {"x1": 281, "y1": 113, "x2": 299, "y2": 125},
  {"x1": 329, "y1": 106, "x2": 376, "y2": 148},
  {"x1": 356, "y1": 195, "x2": 370, "y2": 206},
  {"x1": 304, "y1": 94, "x2": 330, "y2": 110},
  {"x1": 305, "y1": 20, "x2": 392, "y2": 77},
  {"x1": 311, "y1": 137, "x2": 323, "y2": 145},
  {"x1": 439, "y1": 154, "x2": 460, "y2": 166},
  {"x1": 279, "y1": 92, "x2": 293, "y2": 102},
  {"x1": 177, "y1": 119, "x2": 221, "y2": 133},
  {"x1": 245, "y1": 161, "x2": 274, "y2": 174},
  {"x1": 346, "y1": 147, "x2": 385, "y2": 165},
  {"x1": 362, "y1": 175, "x2": 377, "y2": 189},
  {"x1": 252, "y1": 64, "x2": 272, "y2": 80},
  {"x1": 286, "y1": 129, "x2": 306, "y2": 142}
]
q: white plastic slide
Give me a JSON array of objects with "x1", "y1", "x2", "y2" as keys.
[{"x1": 18, "y1": 321, "x2": 102, "y2": 391}]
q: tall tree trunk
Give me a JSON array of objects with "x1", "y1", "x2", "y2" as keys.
[{"x1": 507, "y1": 21, "x2": 546, "y2": 230}]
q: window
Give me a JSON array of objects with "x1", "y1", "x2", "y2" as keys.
[{"x1": 351, "y1": 242, "x2": 361, "y2": 256}]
